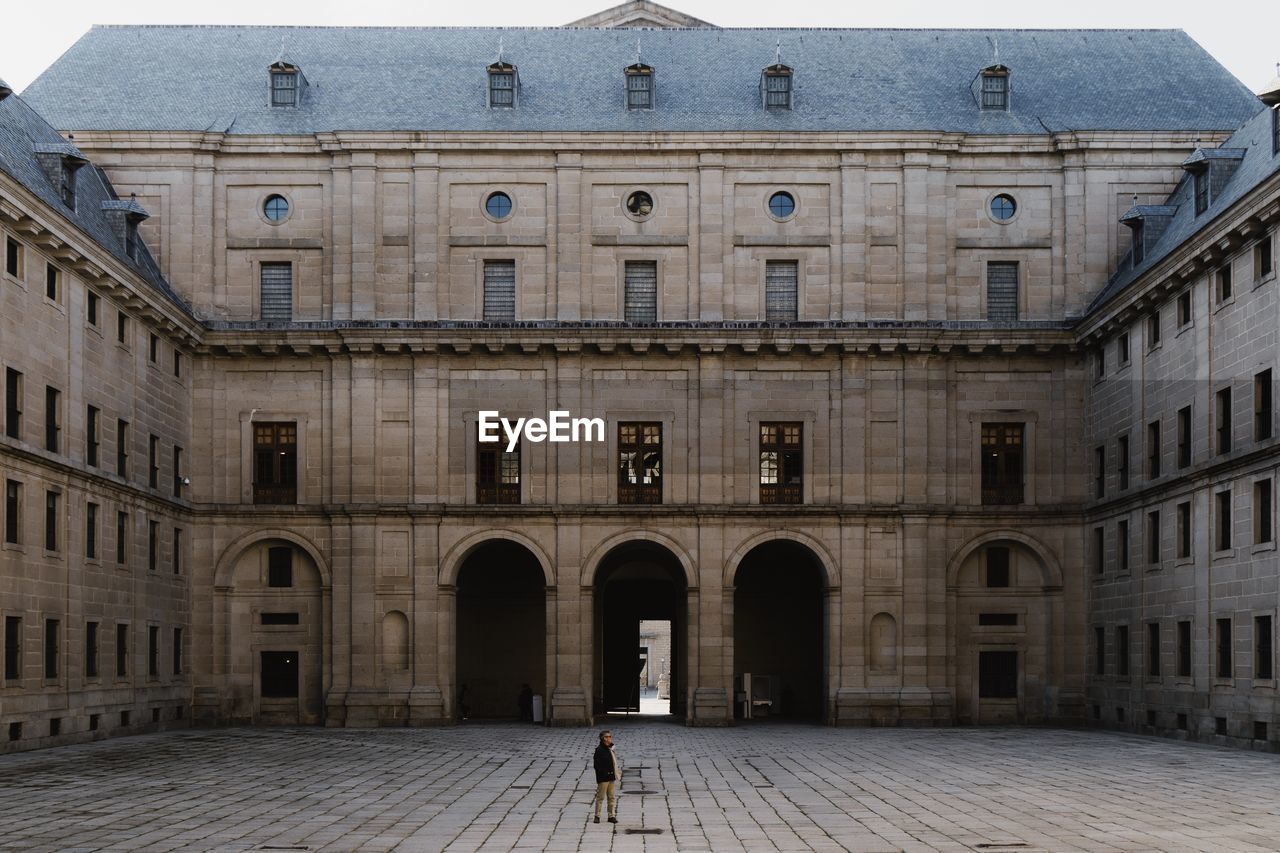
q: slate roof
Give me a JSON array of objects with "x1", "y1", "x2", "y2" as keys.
[
  {"x1": 20, "y1": 26, "x2": 1261, "y2": 135},
  {"x1": 1089, "y1": 105, "x2": 1280, "y2": 313},
  {"x1": 0, "y1": 90, "x2": 189, "y2": 313}
]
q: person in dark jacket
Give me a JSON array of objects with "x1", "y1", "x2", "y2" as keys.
[{"x1": 591, "y1": 730, "x2": 620, "y2": 824}]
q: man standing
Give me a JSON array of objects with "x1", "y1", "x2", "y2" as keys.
[{"x1": 592, "y1": 730, "x2": 620, "y2": 824}]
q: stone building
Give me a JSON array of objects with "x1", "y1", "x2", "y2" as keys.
[{"x1": 1, "y1": 1, "x2": 1276, "y2": 750}]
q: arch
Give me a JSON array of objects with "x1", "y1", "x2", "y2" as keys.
[
  {"x1": 869, "y1": 612, "x2": 898, "y2": 673},
  {"x1": 213, "y1": 528, "x2": 333, "y2": 589},
  {"x1": 723, "y1": 529, "x2": 839, "y2": 590},
  {"x1": 438, "y1": 529, "x2": 555, "y2": 587},
  {"x1": 580, "y1": 529, "x2": 698, "y2": 590},
  {"x1": 381, "y1": 611, "x2": 410, "y2": 671},
  {"x1": 945, "y1": 529, "x2": 1064, "y2": 590}
]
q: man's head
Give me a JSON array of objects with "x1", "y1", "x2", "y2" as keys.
[{"x1": 599, "y1": 730, "x2": 613, "y2": 746}]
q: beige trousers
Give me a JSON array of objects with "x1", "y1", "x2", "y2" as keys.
[{"x1": 594, "y1": 781, "x2": 617, "y2": 817}]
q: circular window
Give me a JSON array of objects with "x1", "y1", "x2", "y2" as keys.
[
  {"x1": 485, "y1": 191, "x2": 513, "y2": 221},
  {"x1": 989, "y1": 194, "x2": 1017, "y2": 221},
  {"x1": 263, "y1": 194, "x2": 290, "y2": 222},
  {"x1": 768, "y1": 191, "x2": 796, "y2": 220},
  {"x1": 626, "y1": 190, "x2": 654, "y2": 218}
]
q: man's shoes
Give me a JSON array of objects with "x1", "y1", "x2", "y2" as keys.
[
  {"x1": 607, "y1": 817, "x2": 617, "y2": 824},
  {"x1": 593, "y1": 816, "x2": 600, "y2": 824}
]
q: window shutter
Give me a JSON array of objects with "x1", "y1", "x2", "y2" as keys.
[
  {"x1": 986, "y1": 262, "x2": 1018, "y2": 321},
  {"x1": 765, "y1": 260, "x2": 798, "y2": 321},
  {"x1": 259, "y1": 263, "x2": 293, "y2": 321},
  {"x1": 624, "y1": 261, "x2": 658, "y2": 323},
  {"x1": 483, "y1": 260, "x2": 516, "y2": 321}
]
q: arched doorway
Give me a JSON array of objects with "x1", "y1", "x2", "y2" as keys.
[
  {"x1": 456, "y1": 541, "x2": 546, "y2": 719},
  {"x1": 593, "y1": 542, "x2": 687, "y2": 718},
  {"x1": 732, "y1": 541, "x2": 826, "y2": 722}
]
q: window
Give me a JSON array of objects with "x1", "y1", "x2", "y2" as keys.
[
  {"x1": 1177, "y1": 405, "x2": 1192, "y2": 468},
  {"x1": 117, "y1": 419, "x2": 128, "y2": 477},
  {"x1": 1257, "y1": 616, "x2": 1274, "y2": 680},
  {"x1": 1216, "y1": 490, "x2": 1232, "y2": 551},
  {"x1": 259, "y1": 262, "x2": 293, "y2": 321},
  {"x1": 149, "y1": 435, "x2": 159, "y2": 489},
  {"x1": 980, "y1": 70, "x2": 1008, "y2": 110},
  {"x1": 4, "y1": 237, "x2": 21, "y2": 278},
  {"x1": 1147, "y1": 510, "x2": 1160, "y2": 565},
  {"x1": 623, "y1": 261, "x2": 658, "y2": 323},
  {"x1": 978, "y1": 613, "x2": 1018, "y2": 626},
  {"x1": 124, "y1": 220, "x2": 139, "y2": 261},
  {"x1": 989, "y1": 194, "x2": 1016, "y2": 221},
  {"x1": 262, "y1": 612, "x2": 301, "y2": 626},
  {"x1": 1174, "y1": 620, "x2": 1192, "y2": 679},
  {"x1": 1147, "y1": 622, "x2": 1161, "y2": 677},
  {"x1": 1094, "y1": 349, "x2": 1105, "y2": 380},
  {"x1": 986, "y1": 261, "x2": 1019, "y2": 321},
  {"x1": 45, "y1": 263, "x2": 60, "y2": 302},
  {"x1": 1177, "y1": 288, "x2": 1192, "y2": 326},
  {"x1": 4, "y1": 616, "x2": 20, "y2": 680},
  {"x1": 1116, "y1": 332, "x2": 1130, "y2": 366},
  {"x1": 173, "y1": 627, "x2": 183, "y2": 676},
  {"x1": 1147, "y1": 421, "x2": 1161, "y2": 479},
  {"x1": 768, "y1": 191, "x2": 796, "y2": 220},
  {"x1": 1093, "y1": 526, "x2": 1105, "y2": 575},
  {"x1": 1257, "y1": 234, "x2": 1274, "y2": 280},
  {"x1": 1117, "y1": 434, "x2": 1129, "y2": 490},
  {"x1": 1193, "y1": 169, "x2": 1208, "y2": 215},
  {"x1": 87, "y1": 291, "x2": 98, "y2": 326},
  {"x1": 1255, "y1": 369, "x2": 1273, "y2": 441},
  {"x1": 477, "y1": 439, "x2": 520, "y2": 504},
  {"x1": 59, "y1": 160, "x2": 78, "y2": 209},
  {"x1": 173, "y1": 446, "x2": 183, "y2": 498},
  {"x1": 1216, "y1": 618, "x2": 1233, "y2": 678},
  {"x1": 173, "y1": 528, "x2": 182, "y2": 574},
  {"x1": 626, "y1": 191, "x2": 654, "y2": 218},
  {"x1": 760, "y1": 422, "x2": 803, "y2": 504},
  {"x1": 1216, "y1": 263, "x2": 1233, "y2": 303},
  {"x1": 115, "y1": 624, "x2": 128, "y2": 677},
  {"x1": 1095, "y1": 626, "x2": 1106, "y2": 675},
  {"x1": 625, "y1": 65, "x2": 653, "y2": 110},
  {"x1": 86, "y1": 621, "x2": 98, "y2": 679},
  {"x1": 1216, "y1": 387, "x2": 1232, "y2": 454},
  {"x1": 985, "y1": 546, "x2": 1010, "y2": 588},
  {"x1": 44, "y1": 491, "x2": 58, "y2": 552},
  {"x1": 1118, "y1": 519, "x2": 1130, "y2": 573},
  {"x1": 43, "y1": 619, "x2": 58, "y2": 680},
  {"x1": 1177, "y1": 501, "x2": 1191, "y2": 559},
  {"x1": 117, "y1": 310, "x2": 128, "y2": 344},
  {"x1": 148, "y1": 626, "x2": 159, "y2": 678},
  {"x1": 268, "y1": 547, "x2": 293, "y2": 588},
  {"x1": 1094, "y1": 446, "x2": 1105, "y2": 498},
  {"x1": 270, "y1": 70, "x2": 297, "y2": 107},
  {"x1": 762, "y1": 65, "x2": 792, "y2": 109},
  {"x1": 149, "y1": 334, "x2": 158, "y2": 363},
  {"x1": 1256, "y1": 479, "x2": 1273, "y2": 544},
  {"x1": 764, "y1": 260, "x2": 798, "y2": 321},
  {"x1": 5, "y1": 367, "x2": 21, "y2": 439},
  {"x1": 87, "y1": 406, "x2": 99, "y2": 466},
  {"x1": 618, "y1": 423, "x2": 662, "y2": 504},
  {"x1": 488, "y1": 65, "x2": 515, "y2": 107},
  {"x1": 253, "y1": 422, "x2": 297, "y2": 504},
  {"x1": 1274, "y1": 106, "x2": 1280, "y2": 156},
  {"x1": 147, "y1": 520, "x2": 158, "y2": 572},
  {"x1": 86, "y1": 502, "x2": 97, "y2": 560},
  {"x1": 45, "y1": 386, "x2": 60, "y2": 452},
  {"x1": 116, "y1": 511, "x2": 127, "y2": 565},
  {"x1": 4, "y1": 480, "x2": 19, "y2": 545},
  {"x1": 1146, "y1": 310, "x2": 1160, "y2": 350},
  {"x1": 263, "y1": 194, "x2": 289, "y2": 222},
  {"x1": 1117, "y1": 625, "x2": 1130, "y2": 676},
  {"x1": 482, "y1": 260, "x2": 516, "y2": 321},
  {"x1": 1131, "y1": 219, "x2": 1145, "y2": 265},
  {"x1": 484, "y1": 191, "x2": 513, "y2": 220}
]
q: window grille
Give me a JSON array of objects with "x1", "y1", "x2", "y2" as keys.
[
  {"x1": 981, "y1": 422, "x2": 1024, "y2": 504},
  {"x1": 60, "y1": 162, "x2": 77, "y2": 209},
  {"x1": 981, "y1": 73, "x2": 1008, "y2": 110},
  {"x1": 1193, "y1": 169, "x2": 1208, "y2": 215},
  {"x1": 259, "y1": 262, "x2": 293, "y2": 321},
  {"x1": 253, "y1": 423, "x2": 297, "y2": 504},
  {"x1": 764, "y1": 68, "x2": 792, "y2": 109},
  {"x1": 483, "y1": 260, "x2": 516, "y2": 321},
  {"x1": 765, "y1": 260, "x2": 798, "y2": 321},
  {"x1": 1131, "y1": 220, "x2": 1145, "y2": 264},
  {"x1": 618, "y1": 423, "x2": 662, "y2": 504},
  {"x1": 626, "y1": 68, "x2": 653, "y2": 110},
  {"x1": 986, "y1": 261, "x2": 1018, "y2": 321},
  {"x1": 489, "y1": 71, "x2": 515, "y2": 107},
  {"x1": 624, "y1": 261, "x2": 658, "y2": 323},
  {"x1": 271, "y1": 72, "x2": 297, "y2": 107},
  {"x1": 477, "y1": 440, "x2": 520, "y2": 504},
  {"x1": 760, "y1": 422, "x2": 803, "y2": 504}
]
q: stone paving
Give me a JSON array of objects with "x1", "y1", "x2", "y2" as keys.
[{"x1": 1, "y1": 722, "x2": 1279, "y2": 852}]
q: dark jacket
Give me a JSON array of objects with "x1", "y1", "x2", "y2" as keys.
[{"x1": 593, "y1": 744, "x2": 616, "y2": 783}]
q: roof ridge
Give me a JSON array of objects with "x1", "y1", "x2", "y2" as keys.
[{"x1": 85, "y1": 23, "x2": 1189, "y2": 33}]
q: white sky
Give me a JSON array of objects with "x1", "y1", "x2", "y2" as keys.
[{"x1": 1, "y1": 0, "x2": 1276, "y2": 94}]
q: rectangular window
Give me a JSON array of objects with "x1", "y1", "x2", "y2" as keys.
[
  {"x1": 765, "y1": 260, "x2": 799, "y2": 322},
  {"x1": 1177, "y1": 501, "x2": 1191, "y2": 559},
  {"x1": 623, "y1": 261, "x2": 658, "y2": 323},
  {"x1": 1217, "y1": 490, "x2": 1232, "y2": 551},
  {"x1": 86, "y1": 502, "x2": 97, "y2": 560},
  {"x1": 1094, "y1": 348, "x2": 1105, "y2": 380},
  {"x1": 1217, "y1": 264, "x2": 1233, "y2": 303},
  {"x1": 1132, "y1": 220, "x2": 1145, "y2": 265},
  {"x1": 147, "y1": 520, "x2": 158, "y2": 572},
  {"x1": 1177, "y1": 405, "x2": 1192, "y2": 468},
  {"x1": 1095, "y1": 626, "x2": 1106, "y2": 675},
  {"x1": 87, "y1": 406, "x2": 99, "y2": 466},
  {"x1": 1193, "y1": 169, "x2": 1208, "y2": 215},
  {"x1": 45, "y1": 263, "x2": 60, "y2": 302},
  {"x1": 148, "y1": 626, "x2": 158, "y2": 677},
  {"x1": 173, "y1": 627, "x2": 183, "y2": 676},
  {"x1": 1146, "y1": 310, "x2": 1160, "y2": 349},
  {"x1": 1117, "y1": 434, "x2": 1130, "y2": 490},
  {"x1": 86, "y1": 621, "x2": 98, "y2": 679},
  {"x1": 116, "y1": 511, "x2": 127, "y2": 565},
  {"x1": 618, "y1": 423, "x2": 662, "y2": 504},
  {"x1": 1093, "y1": 526, "x2": 1105, "y2": 575},
  {"x1": 1117, "y1": 333, "x2": 1130, "y2": 366},
  {"x1": 149, "y1": 334, "x2": 158, "y2": 363},
  {"x1": 626, "y1": 69, "x2": 652, "y2": 109},
  {"x1": 4, "y1": 367, "x2": 20, "y2": 439},
  {"x1": 268, "y1": 546, "x2": 293, "y2": 588},
  {"x1": 1274, "y1": 106, "x2": 1280, "y2": 157},
  {"x1": 4, "y1": 237, "x2": 21, "y2": 278},
  {"x1": 482, "y1": 260, "x2": 516, "y2": 321},
  {"x1": 981, "y1": 422, "x2": 1024, "y2": 505},
  {"x1": 1258, "y1": 235, "x2": 1274, "y2": 280},
  {"x1": 760, "y1": 422, "x2": 803, "y2": 504},
  {"x1": 1216, "y1": 617, "x2": 1233, "y2": 678},
  {"x1": 270, "y1": 71, "x2": 297, "y2": 107},
  {"x1": 1216, "y1": 387, "x2": 1232, "y2": 455},
  {"x1": 980, "y1": 72, "x2": 1008, "y2": 110},
  {"x1": 1147, "y1": 510, "x2": 1160, "y2": 566},
  {"x1": 764, "y1": 70, "x2": 792, "y2": 109},
  {"x1": 43, "y1": 619, "x2": 58, "y2": 680},
  {"x1": 4, "y1": 616, "x2": 20, "y2": 680},
  {"x1": 4, "y1": 480, "x2": 19, "y2": 545},
  {"x1": 1117, "y1": 625, "x2": 1130, "y2": 676},
  {"x1": 44, "y1": 491, "x2": 58, "y2": 552},
  {"x1": 476, "y1": 439, "x2": 520, "y2": 505},
  {"x1": 253, "y1": 422, "x2": 298, "y2": 504},
  {"x1": 1094, "y1": 446, "x2": 1105, "y2": 498},
  {"x1": 1147, "y1": 621, "x2": 1161, "y2": 677},
  {"x1": 1118, "y1": 519, "x2": 1130, "y2": 573},
  {"x1": 173, "y1": 446, "x2": 183, "y2": 498},
  {"x1": 1255, "y1": 369, "x2": 1273, "y2": 441},
  {"x1": 173, "y1": 528, "x2": 182, "y2": 574},
  {"x1": 1257, "y1": 616, "x2": 1274, "y2": 680},
  {"x1": 488, "y1": 70, "x2": 514, "y2": 107},
  {"x1": 986, "y1": 261, "x2": 1019, "y2": 321},
  {"x1": 87, "y1": 291, "x2": 98, "y2": 326},
  {"x1": 259, "y1": 262, "x2": 293, "y2": 321},
  {"x1": 1256, "y1": 480, "x2": 1273, "y2": 544},
  {"x1": 1177, "y1": 288, "x2": 1192, "y2": 326},
  {"x1": 117, "y1": 419, "x2": 128, "y2": 478},
  {"x1": 1147, "y1": 420, "x2": 1161, "y2": 479},
  {"x1": 117, "y1": 310, "x2": 127, "y2": 345},
  {"x1": 148, "y1": 435, "x2": 159, "y2": 489},
  {"x1": 173, "y1": 350, "x2": 181, "y2": 379},
  {"x1": 115, "y1": 624, "x2": 128, "y2": 677},
  {"x1": 44, "y1": 386, "x2": 60, "y2": 452},
  {"x1": 60, "y1": 162, "x2": 77, "y2": 209},
  {"x1": 985, "y1": 546, "x2": 1010, "y2": 588},
  {"x1": 1177, "y1": 620, "x2": 1192, "y2": 678}
]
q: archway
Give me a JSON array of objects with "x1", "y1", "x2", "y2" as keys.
[
  {"x1": 456, "y1": 540, "x2": 546, "y2": 719},
  {"x1": 593, "y1": 541, "x2": 688, "y2": 718},
  {"x1": 732, "y1": 540, "x2": 826, "y2": 721}
]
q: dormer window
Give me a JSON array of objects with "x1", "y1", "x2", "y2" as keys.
[
  {"x1": 59, "y1": 161, "x2": 78, "y2": 209},
  {"x1": 488, "y1": 62, "x2": 517, "y2": 108},
  {"x1": 762, "y1": 64, "x2": 793, "y2": 110},
  {"x1": 1131, "y1": 219, "x2": 1145, "y2": 265},
  {"x1": 1193, "y1": 167, "x2": 1208, "y2": 215},
  {"x1": 980, "y1": 66, "x2": 1009, "y2": 111},
  {"x1": 268, "y1": 62, "x2": 303, "y2": 108},
  {"x1": 34, "y1": 144, "x2": 88, "y2": 211},
  {"x1": 124, "y1": 220, "x2": 139, "y2": 260},
  {"x1": 625, "y1": 64, "x2": 654, "y2": 110}
]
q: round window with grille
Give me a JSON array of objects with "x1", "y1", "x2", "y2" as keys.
[
  {"x1": 768, "y1": 191, "x2": 796, "y2": 220},
  {"x1": 485, "y1": 191, "x2": 513, "y2": 221},
  {"x1": 263, "y1": 194, "x2": 290, "y2": 223},
  {"x1": 625, "y1": 191, "x2": 654, "y2": 219},
  {"x1": 989, "y1": 194, "x2": 1017, "y2": 221}
]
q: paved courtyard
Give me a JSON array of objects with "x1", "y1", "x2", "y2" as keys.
[{"x1": 1, "y1": 723, "x2": 1278, "y2": 852}]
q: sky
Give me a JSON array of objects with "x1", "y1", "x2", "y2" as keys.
[{"x1": 1, "y1": 0, "x2": 1277, "y2": 95}]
